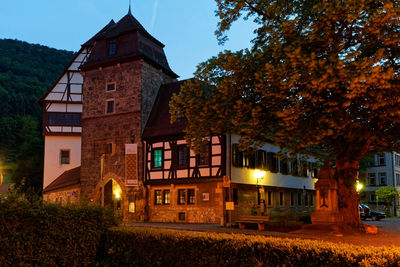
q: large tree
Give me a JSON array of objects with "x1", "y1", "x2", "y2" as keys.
[{"x1": 170, "y1": 0, "x2": 400, "y2": 227}]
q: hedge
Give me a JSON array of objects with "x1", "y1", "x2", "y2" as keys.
[
  {"x1": 0, "y1": 194, "x2": 118, "y2": 266},
  {"x1": 98, "y1": 227, "x2": 400, "y2": 267}
]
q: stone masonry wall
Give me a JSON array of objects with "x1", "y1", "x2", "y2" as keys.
[
  {"x1": 147, "y1": 182, "x2": 224, "y2": 224},
  {"x1": 43, "y1": 186, "x2": 80, "y2": 204},
  {"x1": 81, "y1": 60, "x2": 176, "y2": 222}
]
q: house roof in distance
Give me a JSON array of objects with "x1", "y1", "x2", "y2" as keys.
[
  {"x1": 43, "y1": 166, "x2": 81, "y2": 193},
  {"x1": 142, "y1": 80, "x2": 190, "y2": 140}
]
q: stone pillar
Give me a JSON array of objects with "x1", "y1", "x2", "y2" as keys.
[{"x1": 311, "y1": 159, "x2": 344, "y2": 225}]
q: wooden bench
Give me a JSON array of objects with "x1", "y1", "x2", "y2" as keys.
[{"x1": 236, "y1": 216, "x2": 270, "y2": 231}]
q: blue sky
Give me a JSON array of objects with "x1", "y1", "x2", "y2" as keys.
[{"x1": 0, "y1": 0, "x2": 256, "y2": 79}]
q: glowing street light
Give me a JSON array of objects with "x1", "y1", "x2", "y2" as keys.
[
  {"x1": 356, "y1": 181, "x2": 364, "y2": 192},
  {"x1": 254, "y1": 170, "x2": 266, "y2": 180}
]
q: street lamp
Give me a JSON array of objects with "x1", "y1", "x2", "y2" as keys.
[{"x1": 356, "y1": 181, "x2": 364, "y2": 192}]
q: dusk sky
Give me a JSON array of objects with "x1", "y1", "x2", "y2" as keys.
[{"x1": 0, "y1": 0, "x2": 256, "y2": 79}]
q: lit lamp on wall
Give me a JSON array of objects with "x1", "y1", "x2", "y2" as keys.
[
  {"x1": 356, "y1": 181, "x2": 364, "y2": 193},
  {"x1": 254, "y1": 170, "x2": 266, "y2": 185}
]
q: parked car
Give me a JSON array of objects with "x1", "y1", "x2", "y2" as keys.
[{"x1": 359, "y1": 204, "x2": 386, "y2": 221}]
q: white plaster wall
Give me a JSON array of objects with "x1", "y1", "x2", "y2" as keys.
[
  {"x1": 229, "y1": 135, "x2": 316, "y2": 190},
  {"x1": 43, "y1": 136, "x2": 81, "y2": 189}
]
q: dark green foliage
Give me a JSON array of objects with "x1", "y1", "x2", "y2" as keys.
[
  {"x1": 0, "y1": 38, "x2": 73, "y2": 191},
  {"x1": 0, "y1": 193, "x2": 118, "y2": 266},
  {"x1": 99, "y1": 227, "x2": 400, "y2": 267}
]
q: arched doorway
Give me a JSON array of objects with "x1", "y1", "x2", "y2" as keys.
[{"x1": 103, "y1": 179, "x2": 123, "y2": 215}]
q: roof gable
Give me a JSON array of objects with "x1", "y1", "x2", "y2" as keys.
[{"x1": 43, "y1": 166, "x2": 81, "y2": 193}]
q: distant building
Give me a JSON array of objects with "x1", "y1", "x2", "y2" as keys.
[
  {"x1": 360, "y1": 152, "x2": 400, "y2": 216},
  {"x1": 40, "y1": 8, "x2": 316, "y2": 223}
]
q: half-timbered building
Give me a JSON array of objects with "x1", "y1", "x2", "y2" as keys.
[{"x1": 143, "y1": 81, "x2": 226, "y2": 223}]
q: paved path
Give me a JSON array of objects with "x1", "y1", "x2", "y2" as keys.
[{"x1": 127, "y1": 219, "x2": 400, "y2": 247}]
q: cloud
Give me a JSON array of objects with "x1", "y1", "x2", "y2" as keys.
[{"x1": 150, "y1": 0, "x2": 159, "y2": 32}]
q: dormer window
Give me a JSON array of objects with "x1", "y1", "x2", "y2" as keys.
[{"x1": 109, "y1": 40, "x2": 116, "y2": 55}]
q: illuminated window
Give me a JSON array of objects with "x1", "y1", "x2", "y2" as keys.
[
  {"x1": 163, "y1": 190, "x2": 170, "y2": 205},
  {"x1": 154, "y1": 190, "x2": 162, "y2": 205},
  {"x1": 60, "y1": 150, "x2": 70, "y2": 164},
  {"x1": 152, "y1": 149, "x2": 163, "y2": 169}
]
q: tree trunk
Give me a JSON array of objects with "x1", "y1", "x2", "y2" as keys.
[{"x1": 336, "y1": 158, "x2": 360, "y2": 228}]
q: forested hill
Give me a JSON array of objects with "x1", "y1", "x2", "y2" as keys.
[{"x1": 0, "y1": 38, "x2": 74, "y2": 189}]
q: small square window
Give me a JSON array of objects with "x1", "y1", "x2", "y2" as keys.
[
  {"x1": 106, "y1": 100, "x2": 114, "y2": 114},
  {"x1": 60, "y1": 150, "x2": 70, "y2": 164},
  {"x1": 188, "y1": 189, "x2": 195, "y2": 204},
  {"x1": 178, "y1": 189, "x2": 186, "y2": 205},
  {"x1": 163, "y1": 190, "x2": 170, "y2": 205},
  {"x1": 154, "y1": 190, "x2": 162, "y2": 205},
  {"x1": 106, "y1": 83, "x2": 116, "y2": 92},
  {"x1": 178, "y1": 212, "x2": 186, "y2": 221}
]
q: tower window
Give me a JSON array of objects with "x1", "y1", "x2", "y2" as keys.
[
  {"x1": 106, "y1": 100, "x2": 114, "y2": 114},
  {"x1": 109, "y1": 40, "x2": 116, "y2": 55},
  {"x1": 60, "y1": 150, "x2": 70, "y2": 164},
  {"x1": 106, "y1": 82, "x2": 116, "y2": 92}
]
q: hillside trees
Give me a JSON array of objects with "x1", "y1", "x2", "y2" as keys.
[
  {"x1": 0, "y1": 39, "x2": 73, "y2": 192},
  {"x1": 170, "y1": 0, "x2": 400, "y2": 227}
]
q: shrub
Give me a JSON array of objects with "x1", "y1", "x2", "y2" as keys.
[
  {"x1": 98, "y1": 227, "x2": 400, "y2": 267},
  {"x1": 0, "y1": 193, "x2": 118, "y2": 266}
]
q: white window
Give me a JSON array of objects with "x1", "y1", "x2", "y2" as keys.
[
  {"x1": 368, "y1": 173, "x2": 376, "y2": 186},
  {"x1": 396, "y1": 173, "x2": 400, "y2": 186},
  {"x1": 379, "y1": 172, "x2": 387, "y2": 186},
  {"x1": 396, "y1": 155, "x2": 400, "y2": 167},
  {"x1": 378, "y1": 155, "x2": 385, "y2": 166}
]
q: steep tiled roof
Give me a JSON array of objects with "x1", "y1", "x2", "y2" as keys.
[
  {"x1": 43, "y1": 166, "x2": 81, "y2": 193},
  {"x1": 142, "y1": 80, "x2": 190, "y2": 140},
  {"x1": 82, "y1": 12, "x2": 177, "y2": 78},
  {"x1": 82, "y1": 19, "x2": 116, "y2": 47}
]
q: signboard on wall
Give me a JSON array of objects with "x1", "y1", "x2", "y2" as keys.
[
  {"x1": 125, "y1": 144, "x2": 138, "y2": 186},
  {"x1": 225, "y1": 201, "x2": 235, "y2": 211}
]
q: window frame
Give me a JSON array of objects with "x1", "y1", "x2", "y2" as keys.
[
  {"x1": 151, "y1": 148, "x2": 163, "y2": 170},
  {"x1": 154, "y1": 190, "x2": 162, "y2": 205},
  {"x1": 368, "y1": 173, "x2": 376, "y2": 186},
  {"x1": 379, "y1": 172, "x2": 387, "y2": 186},
  {"x1": 187, "y1": 189, "x2": 195, "y2": 204},
  {"x1": 279, "y1": 191, "x2": 284, "y2": 206},
  {"x1": 197, "y1": 143, "x2": 211, "y2": 167},
  {"x1": 163, "y1": 190, "x2": 170, "y2": 205},
  {"x1": 178, "y1": 189, "x2": 186, "y2": 205},
  {"x1": 105, "y1": 99, "x2": 115, "y2": 114},
  {"x1": 106, "y1": 82, "x2": 116, "y2": 92},
  {"x1": 108, "y1": 39, "x2": 117, "y2": 55},
  {"x1": 60, "y1": 149, "x2": 70, "y2": 164},
  {"x1": 176, "y1": 145, "x2": 190, "y2": 169}
]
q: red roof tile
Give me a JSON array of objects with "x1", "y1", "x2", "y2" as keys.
[{"x1": 43, "y1": 166, "x2": 80, "y2": 193}]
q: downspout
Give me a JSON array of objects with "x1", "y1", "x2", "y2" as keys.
[{"x1": 391, "y1": 152, "x2": 397, "y2": 216}]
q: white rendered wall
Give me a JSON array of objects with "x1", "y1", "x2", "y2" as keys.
[
  {"x1": 229, "y1": 135, "x2": 316, "y2": 190},
  {"x1": 43, "y1": 136, "x2": 81, "y2": 189}
]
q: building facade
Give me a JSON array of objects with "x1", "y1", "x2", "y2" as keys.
[
  {"x1": 41, "y1": 9, "x2": 316, "y2": 224},
  {"x1": 360, "y1": 152, "x2": 400, "y2": 216}
]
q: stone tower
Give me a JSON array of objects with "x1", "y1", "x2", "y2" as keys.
[{"x1": 80, "y1": 10, "x2": 178, "y2": 221}]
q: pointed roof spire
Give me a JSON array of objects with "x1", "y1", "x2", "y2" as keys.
[{"x1": 128, "y1": 0, "x2": 132, "y2": 15}]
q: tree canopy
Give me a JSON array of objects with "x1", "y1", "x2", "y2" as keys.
[{"x1": 170, "y1": 0, "x2": 400, "y2": 226}]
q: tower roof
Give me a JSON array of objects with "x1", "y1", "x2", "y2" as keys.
[
  {"x1": 82, "y1": 19, "x2": 116, "y2": 47},
  {"x1": 81, "y1": 11, "x2": 177, "y2": 78}
]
